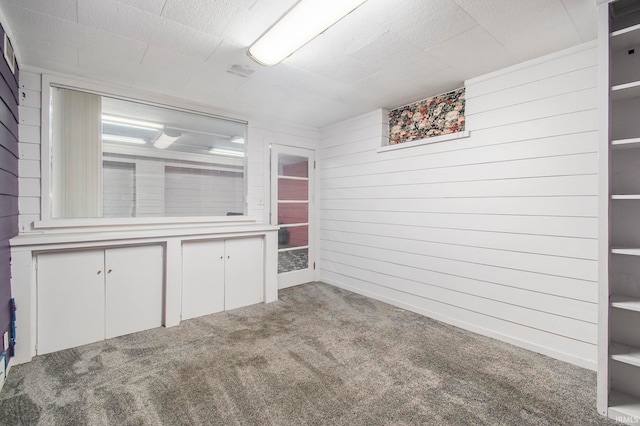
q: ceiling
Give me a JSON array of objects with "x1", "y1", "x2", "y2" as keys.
[{"x1": 0, "y1": 0, "x2": 597, "y2": 129}]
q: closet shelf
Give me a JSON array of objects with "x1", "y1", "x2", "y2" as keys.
[
  {"x1": 611, "y1": 23, "x2": 640, "y2": 50},
  {"x1": 612, "y1": 342, "x2": 640, "y2": 368},
  {"x1": 612, "y1": 295, "x2": 640, "y2": 312},
  {"x1": 612, "y1": 248, "x2": 640, "y2": 256},
  {"x1": 610, "y1": 390, "x2": 640, "y2": 420},
  {"x1": 612, "y1": 138, "x2": 640, "y2": 149},
  {"x1": 612, "y1": 195, "x2": 640, "y2": 199},
  {"x1": 612, "y1": 81, "x2": 640, "y2": 101}
]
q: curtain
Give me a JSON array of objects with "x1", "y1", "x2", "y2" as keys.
[{"x1": 51, "y1": 88, "x2": 102, "y2": 218}]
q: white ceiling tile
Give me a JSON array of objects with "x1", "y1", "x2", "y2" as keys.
[
  {"x1": 425, "y1": 26, "x2": 518, "y2": 81},
  {"x1": 182, "y1": 64, "x2": 248, "y2": 100},
  {"x1": 79, "y1": 0, "x2": 160, "y2": 43},
  {"x1": 395, "y1": 0, "x2": 479, "y2": 50},
  {"x1": 205, "y1": 40, "x2": 259, "y2": 75},
  {"x1": 453, "y1": 0, "x2": 572, "y2": 45},
  {"x1": 0, "y1": 0, "x2": 78, "y2": 22},
  {"x1": 287, "y1": 49, "x2": 375, "y2": 85},
  {"x1": 504, "y1": 23, "x2": 582, "y2": 63},
  {"x1": 78, "y1": 51, "x2": 139, "y2": 87},
  {"x1": 149, "y1": 19, "x2": 222, "y2": 61},
  {"x1": 131, "y1": 45, "x2": 203, "y2": 92},
  {"x1": 79, "y1": 30, "x2": 147, "y2": 63},
  {"x1": 349, "y1": 32, "x2": 449, "y2": 82},
  {"x1": 2, "y1": 5, "x2": 82, "y2": 47},
  {"x1": 115, "y1": 0, "x2": 166, "y2": 15},
  {"x1": 23, "y1": 41, "x2": 78, "y2": 67},
  {"x1": 217, "y1": 0, "x2": 298, "y2": 46},
  {"x1": 561, "y1": 0, "x2": 598, "y2": 42},
  {"x1": 161, "y1": 0, "x2": 255, "y2": 38}
]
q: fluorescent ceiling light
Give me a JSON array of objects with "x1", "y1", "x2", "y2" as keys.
[
  {"x1": 209, "y1": 148, "x2": 245, "y2": 157},
  {"x1": 153, "y1": 130, "x2": 182, "y2": 149},
  {"x1": 230, "y1": 136, "x2": 245, "y2": 144},
  {"x1": 102, "y1": 114, "x2": 164, "y2": 131},
  {"x1": 248, "y1": 0, "x2": 368, "y2": 66},
  {"x1": 102, "y1": 134, "x2": 148, "y2": 144}
]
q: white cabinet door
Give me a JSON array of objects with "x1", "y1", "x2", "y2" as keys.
[
  {"x1": 37, "y1": 250, "x2": 105, "y2": 354},
  {"x1": 105, "y1": 245, "x2": 163, "y2": 339},
  {"x1": 225, "y1": 237, "x2": 264, "y2": 310},
  {"x1": 181, "y1": 240, "x2": 225, "y2": 320}
]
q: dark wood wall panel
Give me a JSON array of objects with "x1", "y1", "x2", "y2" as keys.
[{"x1": 0, "y1": 21, "x2": 18, "y2": 355}]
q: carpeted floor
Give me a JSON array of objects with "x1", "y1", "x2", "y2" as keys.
[{"x1": 0, "y1": 282, "x2": 618, "y2": 425}]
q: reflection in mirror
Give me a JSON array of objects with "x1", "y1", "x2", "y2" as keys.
[{"x1": 50, "y1": 87, "x2": 247, "y2": 219}]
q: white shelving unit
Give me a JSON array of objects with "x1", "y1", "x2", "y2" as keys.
[{"x1": 599, "y1": 1, "x2": 640, "y2": 423}]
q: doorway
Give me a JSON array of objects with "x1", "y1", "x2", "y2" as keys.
[{"x1": 270, "y1": 145, "x2": 315, "y2": 289}]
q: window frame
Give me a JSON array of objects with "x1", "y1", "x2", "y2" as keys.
[{"x1": 39, "y1": 74, "x2": 250, "y2": 229}]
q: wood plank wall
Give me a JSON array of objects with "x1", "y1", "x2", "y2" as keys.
[
  {"x1": 317, "y1": 42, "x2": 599, "y2": 369},
  {"x1": 0, "y1": 22, "x2": 18, "y2": 350},
  {"x1": 16, "y1": 71, "x2": 39, "y2": 233}
]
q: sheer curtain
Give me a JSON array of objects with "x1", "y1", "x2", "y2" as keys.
[{"x1": 51, "y1": 87, "x2": 102, "y2": 218}]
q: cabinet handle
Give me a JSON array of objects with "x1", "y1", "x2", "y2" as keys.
[
  {"x1": 220, "y1": 256, "x2": 223, "y2": 260},
  {"x1": 97, "y1": 270, "x2": 102, "y2": 275},
  {"x1": 227, "y1": 255, "x2": 230, "y2": 259},
  {"x1": 108, "y1": 269, "x2": 112, "y2": 274}
]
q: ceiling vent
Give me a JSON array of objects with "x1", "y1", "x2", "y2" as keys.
[{"x1": 226, "y1": 64, "x2": 254, "y2": 78}]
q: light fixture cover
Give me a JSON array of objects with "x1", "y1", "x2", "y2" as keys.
[
  {"x1": 153, "y1": 130, "x2": 182, "y2": 150},
  {"x1": 248, "y1": 0, "x2": 368, "y2": 66},
  {"x1": 102, "y1": 134, "x2": 148, "y2": 144},
  {"x1": 209, "y1": 148, "x2": 245, "y2": 157},
  {"x1": 230, "y1": 136, "x2": 245, "y2": 144},
  {"x1": 102, "y1": 114, "x2": 164, "y2": 131}
]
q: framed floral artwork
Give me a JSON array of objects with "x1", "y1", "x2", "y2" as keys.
[{"x1": 388, "y1": 88, "x2": 465, "y2": 145}]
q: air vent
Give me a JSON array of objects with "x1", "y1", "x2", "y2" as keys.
[
  {"x1": 226, "y1": 64, "x2": 254, "y2": 78},
  {"x1": 3, "y1": 34, "x2": 15, "y2": 74}
]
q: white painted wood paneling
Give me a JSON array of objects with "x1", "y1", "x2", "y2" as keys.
[
  {"x1": 18, "y1": 71, "x2": 41, "y2": 232},
  {"x1": 103, "y1": 161, "x2": 135, "y2": 218},
  {"x1": 318, "y1": 43, "x2": 599, "y2": 369},
  {"x1": 164, "y1": 167, "x2": 244, "y2": 217}
]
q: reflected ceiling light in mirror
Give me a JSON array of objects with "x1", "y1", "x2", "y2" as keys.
[
  {"x1": 209, "y1": 148, "x2": 245, "y2": 157},
  {"x1": 153, "y1": 129, "x2": 182, "y2": 149},
  {"x1": 230, "y1": 136, "x2": 245, "y2": 144},
  {"x1": 102, "y1": 134, "x2": 148, "y2": 144},
  {"x1": 248, "y1": 0, "x2": 368, "y2": 66},
  {"x1": 102, "y1": 114, "x2": 164, "y2": 131}
]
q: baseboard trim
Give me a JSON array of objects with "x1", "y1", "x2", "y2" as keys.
[{"x1": 322, "y1": 277, "x2": 596, "y2": 371}]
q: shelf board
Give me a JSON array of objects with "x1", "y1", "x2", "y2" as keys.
[
  {"x1": 612, "y1": 81, "x2": 640, "y2": 101},
  {"x1": 613, "y1": 138, "x2": 640, "y2": 149},
  {"x1": 609, "y1": 390, "x2": 640, "y2": 421},
  {"x1": 611, "y1": 23, "x2": 640, "y2": 51},
  {"x1": 612, "y1": 195, "x2": 640, "y2": 200},
  {"x1": 612, "y1": 248, "x2": 640, "y2": 256},
  {"x1": 612, "y1": 342, "x2": 640, "y2": 368},
  {"x1": 612, "y1": 295, "x2": 640, "y2": 312}
]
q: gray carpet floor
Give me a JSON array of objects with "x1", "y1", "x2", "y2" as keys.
[{"x1": 0, "y1": 282, "x2": 618, "y2": 425}]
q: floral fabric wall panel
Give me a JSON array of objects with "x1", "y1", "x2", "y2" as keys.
[{"x1": 388, "y1": 88, "x2": 465, "y2": 145}]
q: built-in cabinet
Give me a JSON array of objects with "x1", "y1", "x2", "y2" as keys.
[
  {"x1": 10, "y1": 222, "x2": 279, "y2": 364},
  {"x1": 181, "y1": 237, "x2": 264, "y2": 320},
  {"x1": 36, "y1": 245, "x2": 163, "y2": 354},
  {"x1": 599, "y1": 0, "x2": 640, "y2": 422}
]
